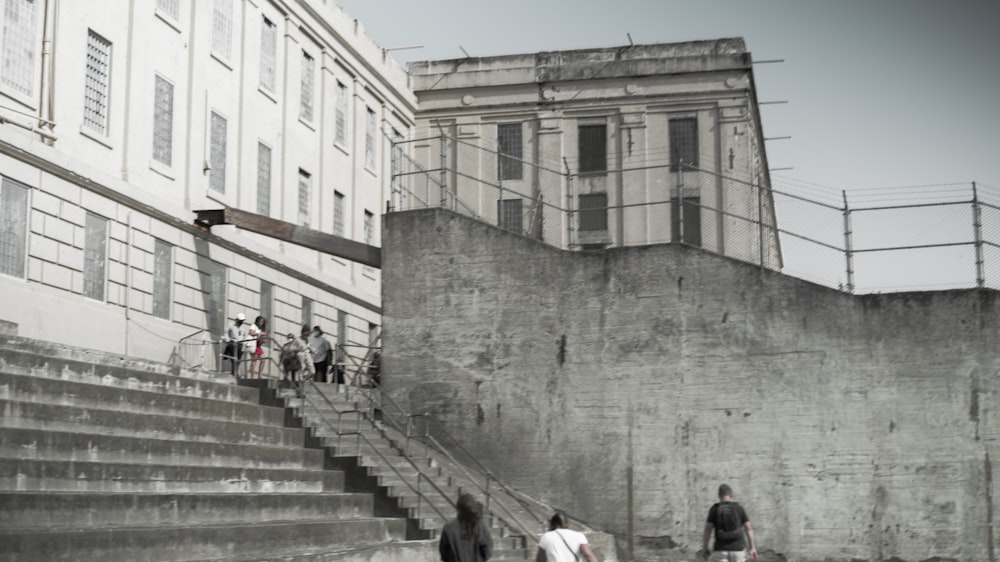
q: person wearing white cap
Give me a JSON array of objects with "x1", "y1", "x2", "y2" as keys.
[{"x1": 223, "y1": 312, "x2": 249, "y2": 375}]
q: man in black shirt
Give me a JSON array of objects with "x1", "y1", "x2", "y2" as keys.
[{"x1": 702, "y1": 483, "x2": 757, "y2": 561}]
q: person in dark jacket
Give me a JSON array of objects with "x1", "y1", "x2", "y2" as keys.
[{"x1": 439, "y1": 493, "x2": 492, "y2": 562}]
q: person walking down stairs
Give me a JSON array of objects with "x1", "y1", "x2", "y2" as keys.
[
  {"x1": 439, "y1": 493, "x2": 493, "y2": 562},
  {"x1": 536, "y1": 512, "x2": 598, "y2": 562}
]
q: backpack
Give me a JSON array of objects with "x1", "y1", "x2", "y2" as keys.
[{"x1": 714, "y1": 502, "x2": 743, "y2": 542}]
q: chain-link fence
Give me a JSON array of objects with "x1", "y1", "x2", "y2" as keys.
[{"x1": 391, "y1": 133, "x2": 999, "y2": 294}]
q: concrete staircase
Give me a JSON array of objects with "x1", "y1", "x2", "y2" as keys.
[
  {"x1": 0, "y1": 336, "x2": 436, "y2": 562},
  {"x1": 264, "y1": 381, "x2": 538, "y2": 562}
]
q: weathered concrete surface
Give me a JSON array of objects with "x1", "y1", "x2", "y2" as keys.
[{"x1": 382, "y1": 208, "x2": 999, "y2": 562}]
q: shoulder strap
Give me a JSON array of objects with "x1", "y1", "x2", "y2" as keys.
[{"x1": 555, "y1": 530, "x2": 580, "y2": 562}]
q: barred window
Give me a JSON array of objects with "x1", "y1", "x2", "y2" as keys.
[
  {"x1": 333, "y1": 191, "x2": 345, "y2": 237},
  {"x1": 335, "y1": 81, "x2": 348, "y2": 146},
  {"x1": 578, "y1": 193, "x2": 608, "y2": 232},
  {"x1": 2, "y1": 0, "x2": 38, "y2": 96},
  {"x1": 152, "y1": 238, "x2": 172, "y2": 319},
  {"x1": 209, "y1": 111, "x2": 227, "y2": 194},
  {"x1": 365, "y1": 107, "x2": 376, "y2": 169},
  {"x1": 202, "y1": 259, "x2": 227, "y2": 338},
  {"x1": 0, "y1": 177, "x2": 28, "y2": 278},
  {"x1": 297, "y1": 169, "x2": 311, "y2": 228},
  {"x1": 152, "y1": 75, "x2": 174, "y2": 166},
  {"x1": 497, "y1": 198, "x2": 523, "y2": 233},
  {"x1": 156, "y1": 0, "x2": 178, "y2": 21},
  {"x1": 259, "y1": 280, "x2": 273, "y2": 331},
  {"x1": 299, "y1": 51, "x2": 314, "y2": 122},
  {"x1": 83, "y1": 212, "x2": 108, "y2": 301},
  {"x1": 301, "y1": 296, "x2": 313, "y2": 327},
  {"x1": 578, "y1": 124, "x2": 606, "y2": 174},
  {"x1": 256, "y1": 142, "x2": 271, "y2": 215},
  {"x1": 83, "y1": 30, "x2": 111, "y2": 135},
  {"x1": 336, "y1": 309, "x2": 347, "y2": 350},
  {"x1": 363, "y1": 210, "x2": 374, "y2": 245},
  {"x1": 259, "y1": 17, "x2": 276, "y2": 92},
  {"x1": 211, "y1": 0, "x2": 232, "y2": 61},
  {"x1": 669, "y1": 117, "x2": 698, "y2": 170},
  {"x1": 671, "y1": 196, "x2": 702, "y2": 247},
  {"x1": 497, "y1": 123, "x2": 523, "y2": 181}
]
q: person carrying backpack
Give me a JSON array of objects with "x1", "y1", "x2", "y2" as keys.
[{"x1": 702, "y1": 483, "x2": 757, "y2": 561}]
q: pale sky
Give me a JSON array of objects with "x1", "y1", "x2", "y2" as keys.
[{"x1": 337, "y1": 0, "x2": 999, "y2": 198}]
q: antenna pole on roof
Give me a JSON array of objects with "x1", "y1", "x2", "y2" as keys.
[{"x1": 627, "y1": 33, "x2": 634, "y2": 47}]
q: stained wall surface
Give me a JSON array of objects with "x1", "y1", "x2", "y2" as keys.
[{"x1": 382, "y1": 208, "x2": 999, "y2": 562}]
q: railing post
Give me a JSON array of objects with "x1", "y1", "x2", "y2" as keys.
[
  {"x1": 439, "y1": 131, "x2": 448, "y2": 208},
  {"x1": 973, "y1": 181, "x2": 985, "y2": 289},
  {"x1": 405, "y1": 415, "x2": 412, "y2": 456},
  {"x1": 843, "y1": 190, "x2": 855, "y2": 293}
]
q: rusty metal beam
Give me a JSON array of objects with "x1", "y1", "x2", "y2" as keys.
[{"x1": 194, "y1": 207, "x2": 381, "y2": 269}]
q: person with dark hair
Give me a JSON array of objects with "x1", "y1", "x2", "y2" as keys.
[
  {"x1": 536, "y1": 511, "x2": 598, "y2": 562},
  {"x1": 439, "y1": 493, "x2": 492, "y2": 562},
  {"x1": 702, "y1": 484, "x2": 757, "y2": 561},
  {"x1": 309, "y1": 325, "x2": 332, "y2": 383}
]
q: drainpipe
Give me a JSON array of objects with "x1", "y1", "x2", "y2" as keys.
[
  {"x1": 120, "y1": 0, "x2": 137, "y2": 180},
  {"x1": 38, "y1": 0, "x2": 57, "y2": 142}
]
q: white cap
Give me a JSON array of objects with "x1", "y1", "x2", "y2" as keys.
[{"x1": 236, "y1": 313, "x2": 246, "y2": 321}]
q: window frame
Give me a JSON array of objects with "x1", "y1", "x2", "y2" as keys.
[
  {"x1": 577, "y1": 123, "x2": 607, "y2": 175},
  {"x1": 83, "y1": 212, "x2": 108, "y2": 301},
  {"x1": 497, "y1": 122, "x2": 523, "y2": 181},
  {"x1": 333, "y1": 190, "x2": 345, "y2": 237},
  {"x1": 259, "y1": 16, "x2": 277, "y2": 94},
  {"x1": 208, "y1": 110, "x2": 228, "y2": 194},
  {"x1": 669, "y1": 116, "x2": 699, "y2": 171},
  {"x1": 211, "y1": 0, "x2": 233, "y2": 63},
  {"x1": 297, "y1": 168, "x2": 311, "y2": 228},
  {"x1": 256, "y1": 141, "x2": 272, "y2": 215},
  {"x1": 335, "y1": 81, "x2": 348, "y2": 147},
  {"x1": 364, "y1": 107, "x2": 376, "y2": 170},
  {"x1": 497, "y1": 198, "x2": 523, "y2": 234},
  {"x1": 671, "y1": 195, "x2": 702, "y2": 247},
  {"x1": 299, "y1": 50, "x2": 315, "y2": 123},
  {"x1": 1, "y1": 0, "x2": 41, "y2": 104},
  {"x1": 82, "y1": 29, "x2": 112, "y2": 138},
  {"x1": 152, "y1": 238, "x2": 173, "y2": 320},
  {"x1": 151, "y1": 73, "x2": 175, "y2": 167},
  {"x1": 0, "y1": 176, "x2": 29, "y2": 279},
  {"x1": 578, "y1": 192, "x2": 608, "y2": 232}
]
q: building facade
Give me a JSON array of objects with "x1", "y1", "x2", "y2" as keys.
[
  {"x1": 0, "y1": 0, "x2": 414, "y2": 363},
  {"x1": 406, "y1": 39, "x2": 781, "y2": 268}
]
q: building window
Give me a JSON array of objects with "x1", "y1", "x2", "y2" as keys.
[
  {"x1": 202, "y1": 258, "x2": 227, "y2": 338},
  {"x1": 209, "y1": 111, "x2": 227, "y2": 194},
  {"x1": 156, "y1": 0, "x2": 179, "y2": 21},
  {"x1": 669, "y1": 117, "x2": 698, "y2": 170},
  {"x1": 578, "y1": 193, "x2": 608, "y2": 232},
  {"x1": 497, "y1": 123, "x2": 523, "y2": 181},
  {"x1": 83, "y1": 30, "x2": 112, "y2": 136},
  {"x1": 259, "y1": 280, "x2": 273, "y2": 332},
  {"x1": 333, "y1": 191, "x2": 345, "y2": 237},
  {"x1": 335, "y1": 81, "x2": 348, "y2": 146},
  {"x1": 152, "y1": 238, "x2": 172, "y2": 319},
  {"x1": 301, "y1": 296, "x2": 313, "y2": 328},
  {"x1": 83, "y1": 212, "x2": 108, "y2": 301},
  {"x1": 336, "y1": 309, "x2": 347, "y2": 352},
  {"x1": 256, "y1": 142, "x2": 271, "y2": 215},
  {"x1": 368, "y1": 322, "x2": 379, "y2": 348},
  {"x1": 671, "y1": 196, "x2": 702, "y2": 247},
  {"x1": 152, "y1": 74, "x2": 174, "y2": 166},
  {"x1": 297, "y1": 169, "x2": 311, "y2": 228},
  {"x1": 0, "y1": 177, "x2": 28, "y2": 278},
  {"x1": 363, "y1": 210, "x2": 374, "y2": 245},
  {"x1": 364, "y1": 107, "x2": 376, "y2": 169},
  {"x1": 1, "y1": 0, "x2": 38, "y2": 96},
  {"x1": 497, "y1": 198, "x2": 523, "y2": 233},
  {"x1": 211, "y1": 0, "x2": 232, "y2": 61},
  {"x1": 300, "y1": 51, "x2": 314, "y2": 122},
  {"x1": 259, "y1": 16, "x2": 277, "y2": 92},
  {"x1": 578, "y1": 124, "x2": 606, "y2": 174}
]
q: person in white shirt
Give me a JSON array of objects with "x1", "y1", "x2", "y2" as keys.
[{"x1": 536, "y1": 512, "x2": 598, "y2": 562}]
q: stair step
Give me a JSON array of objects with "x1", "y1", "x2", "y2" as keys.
[
  {"x1": 0, "y1": 399, "x2": 306, "y2": 448},
  {"x1": 0, "y1": 427, "x2": 325, "y2": 469},
  {"x1": 0, "y1": 371, "x2": 285, "y2": 425},
  {"x1": 0, "y1": 491, "x2": 374, "y2": 529},
  {"x1": 0, "y1": 517, "x2": 408, "y2": 562},
  {"x1": 0, "y1": 458, "x2": 342, "y2": 493}
]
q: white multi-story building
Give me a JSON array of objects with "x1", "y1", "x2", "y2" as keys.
[{"x1": 0, "y1": 0, "x2": 414, "y2": 362}]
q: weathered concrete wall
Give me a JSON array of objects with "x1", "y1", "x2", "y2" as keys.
[{"x1": 382, "y1": 208, "x2": 999, "y2": 562}]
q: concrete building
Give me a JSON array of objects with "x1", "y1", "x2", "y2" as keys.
[
  {"x1": 0, "y1": 0, "x2": 414, "y2": 363},
  {"x1": 406, "y1": 39, "x2": 781, "y2": 268}
]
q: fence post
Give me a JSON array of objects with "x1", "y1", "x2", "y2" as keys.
[
  {"x1": 973, "y1": 181, "x2": 985, "y2": 289},
  {"x1": 677, "y1": 160, "x2": 686, "y2": 244},
  {"x1": 842, "y1": 191, "x2": 855, "y2": 293},
  {"x1": 757, "y1": 181, "x2": 766, "y2": 268},
  {"x1": 439, "y1": 131, "x2": 448, "y2": 208},
  {"x1": 496, "y1": 144, "x2": 505, "y2": 227},
  {"x1": 563, "y1": 158, "x2": 574, "y2": 248}
]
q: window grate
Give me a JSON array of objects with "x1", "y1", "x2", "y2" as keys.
[
  {"x1": 297, "y1": 169, "x2": 311, "y2": 228},
  {"x1": 497, "y1": 198, "x2": 523, "y2": 233},
  {"x1": 211, "y1": 0, "x2": 232, "y2": 60},
  {"x1": 209, "y1": 112, "x2": 227, "y2": 193},
  {"x1": 333, "y1": 191, "x2": 345, "y2": 237},
  {"x1": 364, "y1": 108, "x2": 376, "y2": 169},
  {"x1": 497, "y1": 123, "x2": 523, "y2": 181},
  {"x1": 152, "y1": 239, "x2": 172, "y2": 319},
  {"x1": 578, "y1": 124, "x2": 606, "y2": 174},
  {"x1": 256, "y1": 142, "x2": 271, "y2": 215},
  {"x1": 578, "y1": 193, "x2": 608, "y2": 231},
  {"x1": 152, "y1": 75, "x2": 174, "y2": 165},
  {"x1": 156, "y1": 0, "x2": 178, "y2": 20},
  {"x1": 83, "y1": 212, "x2": 107, "y2": 301},
  {"x1": 671, "y1": 196, "x2": 702, "y2": 247},
  {"x1": 299, "y1": 51, "x2": 314, "y2": 122},
  {"x1": 335, "y1": 81, "x2": 348, "y2": 145},
  {"x1": 0, "y1": 178, "x2": 28, "y2": 278},
  {"x1": 259, "y1": 17, "x2": 276, "y2": 92},
  {"x1": 83, "y1": 30, "x2": 111, "y2": 135},
  {"x1": 669, "y1": 117, "x2": 698, "y2": 170},
  {"x1": 2, "y1": 0, "x2": 37, "y2": 96}
]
